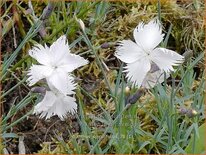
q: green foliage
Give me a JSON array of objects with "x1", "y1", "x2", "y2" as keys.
[{"x1": 185, "y1": 123, "x2": 206, "y2": 154}]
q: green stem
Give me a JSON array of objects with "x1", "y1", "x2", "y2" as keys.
[
  {"x1": 89, "y1": 104, "x2": 129, "y2": 153},
  {"x1": 192, "y1": 125, "x2": 197, "y2": 153},
  {"x1": 4, "y1": 109, "x2": 33, "y2": 131},
  {"x1": 81, "y1": 30, "x2": 114, "y2": 97}
]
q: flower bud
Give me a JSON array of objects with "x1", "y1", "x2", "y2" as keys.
[
  {"x1": 191, "y1": 109, "x2": 198, "y2": 115},
  {"x1": 125, "y1": 88, "x2": 145, "y2": 105},
  {"x1": 178, "y1": 107, "x2": 188, "y2": 115},
  {"x1": 183, "y1": 49, "x2": 193, "y2": 62},
  {"x1": 79, "y1": 19, "x2": 85, "y2": 31},
  {"x1": 75, "y1": 17, "x2": 85, "y2": 31},
  {"x1": 186, "y1": 109, "x2": 198, "y2": 118},
  {"x1": 125, "y1": 86, "x2": 130, "y2": 95},
  {"x1": 31, "y1": 86, "x2": 46, "y2": 95},
  {"x1": 101, "y1": 43, "x2": 110, "y2": 49}
]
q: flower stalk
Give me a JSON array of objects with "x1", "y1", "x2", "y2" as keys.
[{"x1": 79, "y1": 19, "x2": 114, "y2": 96}]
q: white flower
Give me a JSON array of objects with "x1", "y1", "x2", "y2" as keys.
[
  {"x1": 33, "y1": 90, "x2": 77, "y2": 120},
  {"x1": 27, "y1": 35, "x2": 87, "y2": 120},
  {"x1": 115, "y1": 19, "x2": 184, "y2": 87},
  {"x1": 27, "y1": 35, "x2": 88, "y2": 95}
]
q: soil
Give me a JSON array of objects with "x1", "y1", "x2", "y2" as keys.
[{"x1": 7, "y1": 109, "x2": 80, "y2": 153}]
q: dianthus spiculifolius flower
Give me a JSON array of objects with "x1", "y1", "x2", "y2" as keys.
[
  {"x1": 33, "y1": 90, "x2": 77, "y2": 120},
  {"x1": 27, "y1": 35, "x2": 88, "y2": 119},
  {"x1": 32, "y1": 75, "x2": 77, "y2": 120},
  {"x1": 115, "y1": 19, "x2": 184, "y2": 88},
  {"x1": 27, "y1": 35, "x2": 88, "y2": 95}
]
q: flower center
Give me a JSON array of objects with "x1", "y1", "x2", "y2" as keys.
[{"x1": 52, "y1": 66, "x2": 58, "y2": 70}]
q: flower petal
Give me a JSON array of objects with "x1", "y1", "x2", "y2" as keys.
[
  {"x1": 150, "y1": 48, "x2": 184, "y2": 72},
  {"x1": 46, "y1": 68, "x2": 76, "y2": 95},
  {"x1": 115, "y1": 40, "x2": 146, "y2": 63},
  {"x1": 133, "y1": 19, "x2": 164, "y2": 51},
  {"x1": 49, "y1": 35, "x2": 71, "y2": 64},
  {"x1": 27, "y1": 65, "x2": 53, "y2": 86},
  {"x1": 58, "y1": 53, "x2": 89, "y2": 72},
  {"x1": 29, "y1": 44, "x2": 51, "y2": 65},
  {"x1": 124, "y1": 57, "x2": 151, "y2": 87},
  {"x1": 33, "y1": 91, "x2": 56, "y2": 114}
]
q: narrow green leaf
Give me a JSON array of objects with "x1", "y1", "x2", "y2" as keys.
[{"x1": 185, "y1": 123, "x2": 206, "y2": 154}]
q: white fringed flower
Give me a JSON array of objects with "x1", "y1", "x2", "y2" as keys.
[
  {"x1": 32, "y1": 75, "x2": 77, "y2": 119},
  {"x1": 33, "y1": 90, "x2": 77, "y2": 120},
  {"x1": 115, "y1": 19, "x2": 184, "y2": 87},
  {"x1": 27, "y1": 35, "x2": 88, "y2": 95}
]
